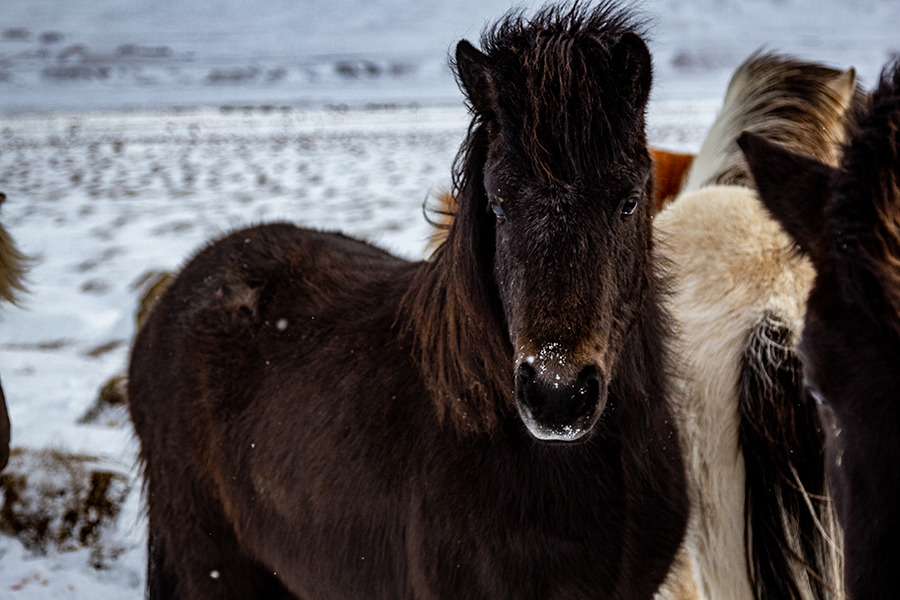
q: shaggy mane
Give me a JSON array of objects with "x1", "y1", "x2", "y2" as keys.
[
  {"x1": 831, "y1": 60, "x2": 900, "y2": 329},
  {"x1": 685, "y1": 52, "x2": 864, "y2": 191},
  {"x1": 477, "y1": 2, "x2": 648, "y2": 185}
]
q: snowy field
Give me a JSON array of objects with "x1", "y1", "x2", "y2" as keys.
[
  {"x1": 0, "y1": 0, "x2": 898, "y2": 597},
  {"x1": 1, "y1": 0, "x2": 899, "y2": 112}
]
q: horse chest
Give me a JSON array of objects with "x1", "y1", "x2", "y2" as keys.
[
  {"x1": 401, "y1": 434, "x2": 642, "y2": 598},
  {"x1": 233, "y1": 412, "x2": 652, "y2": 600}
]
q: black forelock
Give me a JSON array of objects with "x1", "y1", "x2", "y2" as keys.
[{"x1": 476, "y1": 2, "x2": 651, "y2": 185}]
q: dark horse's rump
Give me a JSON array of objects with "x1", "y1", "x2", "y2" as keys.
[
  {"x1": 131, "y1": 224, "x2": 422, "y2": 599},
  {"x1": 129, "y1": 4, "x2": 688, "y2": 599}
]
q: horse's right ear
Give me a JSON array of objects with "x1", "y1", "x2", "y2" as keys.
[
  {"x1": 455, "y1": 40, "x2": 497, "y2": 115},
  {"x1": 610, "y1": 32, "x2": 652, "y2": 110},
  {"x1": 738, "y1": 131, "x2": 835, "y2": 259}
]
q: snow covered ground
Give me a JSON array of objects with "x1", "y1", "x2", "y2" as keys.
[{"x1": 0, "y1": 0, "x2": 897, "y2": 597}]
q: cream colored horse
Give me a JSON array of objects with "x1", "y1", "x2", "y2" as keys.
[{"x1": 656, "y1": 52, "x2": 860, "y2": 600}]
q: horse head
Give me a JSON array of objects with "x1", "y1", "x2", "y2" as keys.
[{"x1": 451, "y1": 5, "x2": 654, "y2": 442}]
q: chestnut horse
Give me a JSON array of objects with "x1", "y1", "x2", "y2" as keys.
[
  {"x1": 128, "y1": 4, "x2": 688, "y2": 600},
  {"x1": 742, "y1": 59, "x2": 900, "y2": 600},
  {"x1": 655, "y1": 52, "x2": 862, "y2": 600},
  {"x1": 0, "y1": 191, "x2": 28, "y2": 472}
]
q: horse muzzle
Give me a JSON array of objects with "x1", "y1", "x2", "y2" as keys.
[{"x1": 514, "y1": 363, "x2": 606, "y2": 442}]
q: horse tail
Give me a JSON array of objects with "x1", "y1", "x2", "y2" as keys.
[
  {"x1": 738, "y1": 311, "x2": 842, "y2": 600},
  {"x1": 682, "y1": 52, "x2": 861, "y2": 194},
  {"x1": 0, "y1": 192, "x2": 29, "y2": 306}
]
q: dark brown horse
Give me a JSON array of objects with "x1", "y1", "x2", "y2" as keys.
[
  {"x1": 128, "y1": 4, "x2": 688, "y2": 599},
  {"x1": 741, "y1": 59, "x2": 900, "y2": 600}
]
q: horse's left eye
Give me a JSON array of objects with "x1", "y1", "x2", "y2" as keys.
[
  {"x1": 809, "y1": 387, "x2": 829, "y2": 408},
  {"x1": 621, "y1": 194, "x2": 639, "y2": 217}
]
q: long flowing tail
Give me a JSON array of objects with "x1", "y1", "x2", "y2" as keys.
[{"x1": 739, "y1": 311, "x2": 843, "y2": 600}]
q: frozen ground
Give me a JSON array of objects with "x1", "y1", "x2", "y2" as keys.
[{"x1": 0, "y1": 0, "x2": 898, "y2": 597}]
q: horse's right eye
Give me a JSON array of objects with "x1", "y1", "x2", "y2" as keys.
[
  {"x1": 490, "y1": 201, "x2": 507, "y2": 222},
  {"x1": 620, "y1": 194, "x2": 639, "y2": 217}
]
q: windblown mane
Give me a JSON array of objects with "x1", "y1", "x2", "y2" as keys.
[
  {"x1": 684, "y1": 52, "x2": 864, "y2": 192},
  {"x1": 399, "y1": 2, "x2": 649, "y2": 434},
  {"x1": 479, "y1": 3, "x2": 649, "y2": 184},
  {"x1": 400, "y1": 124, "x2": 511, "y2": 435},
  {"x1": 0, "y1": 192, "x2": 28, "y2": 306},
  {"x1": 831, "y1": 60, "x2": 900, "y2": 327}
]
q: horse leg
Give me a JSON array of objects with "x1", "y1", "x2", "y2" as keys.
[
  {"x1": 143, "y1": 465, "x2": 294, "y2": 600},
  {"x1": 0, "y1": 376, "x2": 10, "y2": 472}
]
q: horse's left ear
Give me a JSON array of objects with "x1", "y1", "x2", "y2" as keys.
[
  {"x1": 738, "y1": 131, "x2": 836, "y2": 260},
  {"x1": 611, "y1": 32, "x2": 652, "y2": 110},
  {"x1": 455, "y1": 40, "x2": 497, "y2": 116}
]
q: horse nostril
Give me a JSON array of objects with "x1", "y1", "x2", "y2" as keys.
[
  {"x1": 516, "y1": 362, "x2": 538, "y2": 403},
  {"x1": 514, "y1": 362, "x2": 607, "y2": 441},
  {"x1": 574, "y1": 365, "x2": 602, "y2": 413}
]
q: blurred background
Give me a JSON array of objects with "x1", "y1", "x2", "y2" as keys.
[{"x1": 2, "y1": 0, "x2": 898, "y2": 114}]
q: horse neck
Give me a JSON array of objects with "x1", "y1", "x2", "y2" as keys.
[{"x1": 398, "y1": 223, "x2": 513, "y2": 436}]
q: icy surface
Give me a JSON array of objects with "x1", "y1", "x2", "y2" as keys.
[{"x1": 0, "y1": 0, "x2": 897, "y2": 596}]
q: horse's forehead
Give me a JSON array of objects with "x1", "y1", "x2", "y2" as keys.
[
  {"x1": 488, "y1": 140, "x2": 642, "y2": 198},
  {"x1": 495, "y1": 95, "x2": 642, "y2": 185}
]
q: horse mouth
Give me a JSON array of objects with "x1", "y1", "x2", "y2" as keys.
[{"x1": 516, "y1": 402, "x2": 601, "y2": 442}]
